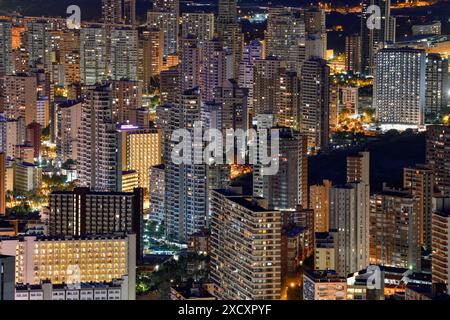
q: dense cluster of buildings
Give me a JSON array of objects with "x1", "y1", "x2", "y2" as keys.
[{"x1": 0, "y1": 0, "x2": 449, "y2": 301}]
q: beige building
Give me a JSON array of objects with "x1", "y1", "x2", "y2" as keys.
[
  {"x1": 314, "y1": 231, "x2": 337, "y2": 271},
  {"x1": 118, "y1": 126, "x2": 161, "y2": 192},
  {"x1": 14, "y1": 161, "x2": 42, "y2": 193},
  {"x1": 120, "y1": 170, "x2": 139, "y2": 193},
  {"x1": 303, "y1": 270, "x2": 347, "y2": 300},
  {"x1": 347, "y1": 151, "x2": 370, "y2": 185},
  {"x1": 0, "y1": 234, "x2": 136, "y2": 300},
  {"x1": 431, "y1": 197, "x2": 450, "y2": 293},
  {"x1": 341, "y1": 86, "x2": 359, "y2": 115},
  {"x1": 4, "y1": 74, "x2": 37, "y2": 126},
  {"x1": 111, "y1": 79, "x2": 143, "y2": 124},
  {"x1": 309, "y1": 179, "x2": 332, "y2": 233},
  {"x1": 370, "y1": 186, "x2": 421, "y2": 271},
  {"x1": 404, "y1": 165, "x2": 434, "y2": 249},
  {"x1": 210, "y1": 189, "x2": 282, "y2": 300},
  {"x1": 139, "y1": 28, "x2": 163, "y2": 92},
  {"x1": 330, "y1": 182, "x2": 370, "y2": 276}
]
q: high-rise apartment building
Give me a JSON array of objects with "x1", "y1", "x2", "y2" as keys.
[
  {"x1": 164, "y1": 88, "x2": 208, "y2": 243},
  {"x1": 309, "y1": 179, "x2": 332, "y2": 233},
  {"x1": 181, "y1": 13, "x2": 215, "y2": 46},
  {"x1": 49, "y1": 187, "x2": 144, "y2": 261},
  {"x1": 304, "y1": 7, "x2": 327, "y2": 60},
  {"x1": 426, "y1": 125, "x2": 450, "y2": 196},
  {"x1": 139, "y1": 28, "x2": 163, "y2": 92},
  {"x1": 214, "y1": 79, "x2": 249, "y2": 134},
  {"x1": 238, "y1": 40, "x2": 263, "y2": 112},
  {"x1": 111, "y1": 79, "x2": 143, "y2": 123},
  {"x1": 404, "y1": 165, "x2": 434, "y2": 249},
  {"x1": 110, "y1": 27, "x2": 139, "y2": 81},
  {"x1": 0, "y1": 20, "x2": 13, "y2": 76},
  {"x1": 25, "y1": 121, "x2": 41, "y2": 159},
  {"x1": 360, "y1": 0, "x2": 395, "y2": 75},
  {"x1": 299, "y1": 57, "x2": 330, "y2": 152},
  {"x1": 0, "y1": 153, "x2": 5, "y2": 215},
  {"x1": 0, "y1": 234, "x2": 136, "y2": 300},
  {"x1": 14, "y1": 161, "x2": 42, "y2": 193},
  {"x1": 55, "y1": 100, "x2": 82, "y2": 162},
  {"x1": 210, "y1": 189, "x2": 282, "y2": 300},
  {"x1": 266, "y1": 7, "x2": 306, "y2": 73},
  {"x1": 80, "y1": 25, "x2": 108, "y2": 85},
  {"x1": 345, "y1": 34, "x2": 361, "y2": 74},
  {"x1": 160, "y1": 66, "x2": 180, "y2": 104},
  {"x1": 26, "y1": 20, "x2": 52, "y2": 71},
  {"x1": 180, "y1": 36, "x2": 201, "y2": 92},
  {"x1": 347, "y1": 151, "x2": 370, "y2": 185},
  {"x1": 102, "y1": 0, "x2": 123, "y2": 25},
  {"x1": 329, "y1": 84, "x2": 339, "y2": 134},
  {"x1": 51, "y1": 30, "x2": 81, "y2": 88},
  {"x1": 425, "y1": 53, "x2": 448, "y2": 118},
  {"x1": 77, "y1": 84, "x2": 118, "y2": 192},
  {"x1": 329, "y1": 182, "x2": 370, "y2": 276},
  {"x1": 374, "y1": 48, "x2": 426, "y2": 127},
  {"x1": 370, "y1": 186, "x2": 421, "y2": 271},
  {"x1": 3, "y1": 74, "x2": 37, "y2": 126},
  {"x1": 200, "y1": 39, "x2": 226, "y2": 102},
  {"x1": 431, "y1": 197, "x2": 450, "y2": 294},
  {"x1": 118, "y1": 126, "x2": 161, "y2": 191},
  {"x1": 123, "y1": 0, "x2": 136, "y2": 26},
  {"x1": 216, "y1": 0, "x2": 242, "y2": 79},
  {"x1": 261, "y1": 127, "x2": 308, "y2": 210},
  {"x1": 253, "y1": 57, "x2": 283, "y2": 116},
  {"x1": 276, "y1": 69, "x2": 300, "y2": 128},
  {"x1": 147, "y1": 11, "x2": 179, "y2": 58},
  {"x1": 149, "y1": 164, "x2": 165, "y2": 224}
]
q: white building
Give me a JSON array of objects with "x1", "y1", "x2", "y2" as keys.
[
  {"x1": 0, "y1": 234, "x2": 136, "y2": 300},
  {"x1": 164, "y1": 88, "x2": 208, "y2": 243},
  {"x1": 110, "y1": 27, "x2": 138, "y2": 81},
  {"x1": 15, "y1": 277, "x2": 131, "y2": 300},
  {"x1": 147, "y1": 11, "x2": 179, "y2": 58},
  {"x1": 374, "y1": 48, "x2": 426, "y2": 127},
  {"x1": 238, "y1": 40, "x2": 263, "y2": 112},
  {"x1": 329, "y1": 182, "x2": 370, "y2": 277},
  {"x1": 77, "y1": 84, "x2": 118, "y2": 192}
]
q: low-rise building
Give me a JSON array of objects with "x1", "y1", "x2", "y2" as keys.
[
  {"x1": 303, "y1": 270, "x2": 347, "y2": 300},
  {"x1": 170, "y1": 283, "x2": 216, "y2": 300},
  {"x1": 15, "y1": 277, "x2": 131, "y2": 300},
  {"x1": 314, "y1": 231, "x2": 337, "y2": 271}
]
